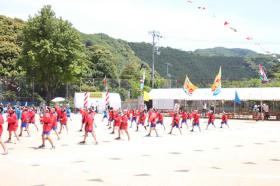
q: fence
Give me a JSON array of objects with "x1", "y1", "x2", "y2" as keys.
[{"x1": 1, "y1": 76, "x2": 279, "y2": 108}]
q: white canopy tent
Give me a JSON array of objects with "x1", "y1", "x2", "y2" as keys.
[{"x1": 149, "y1": 88, "x2": 280, "y2": 101}]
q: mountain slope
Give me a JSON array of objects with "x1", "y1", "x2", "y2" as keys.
[{"x1": 129, "y1": 42, "x2": 277, "y2": 86}]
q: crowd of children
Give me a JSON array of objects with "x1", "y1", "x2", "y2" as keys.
[{"x1": 0, "y1": 103, "x2": 230, "y2": 155}]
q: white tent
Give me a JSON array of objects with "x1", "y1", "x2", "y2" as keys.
[
  {"x1": 74, "y1": 92, "x2": 121, "y2": 111},
  {"x1": 149, "y1": 88, "x2": 280, "y2": 101}
]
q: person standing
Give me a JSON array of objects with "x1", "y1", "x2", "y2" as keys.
[
  {"x1": 115, "y1": 110, "x2": 130, "y2": 140},
  {"x1": 59, "y1": 108, "x2": 68, "y2": 134},
  {"x1": 206, "y1": 111, "x2": 216, "y2": 130},
  {"x1": 168, "y1": 112, "x2": 182, "y2": 135},
  {"x1": 80, "y1": 108, "x2": 98, "y2": 144},
  {"x1": 19, "y1": 107, "x2": 30, "y2": 137},
  {"x1": 146, "y1": 109, "x2": 159, "y2": 137},
  {"x1": 220, "y1": 112, "x2": 229, "y2": 128},
  {"x1": 38, "y1": 108, "x2": 55, "y2": 149},
  {"x1": 6, "y1": 107, "x2": 20, "y2": 143},
  {"x1": 191, "y1": 110, "x2": 201, "y2": 132}
]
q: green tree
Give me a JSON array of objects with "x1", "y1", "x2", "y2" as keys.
[
  {"x1": 19, "y1": 5, "x2": 87, "y2": 101},
  {"x1": 86, "y1": 45, "x2": 117, "y2": 79},
  {"x1": 0, "y1": 16, "x2": 25, "y2": 93}
]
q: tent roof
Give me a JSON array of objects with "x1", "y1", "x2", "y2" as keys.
[{"x1": 149, "y1": 87, "x2": 280, "y2": 101}]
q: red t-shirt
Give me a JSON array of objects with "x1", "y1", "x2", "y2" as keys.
[
  {"x1": 139, "y1": 113, "x2": 146, "y2": 123},
  {"x1": 193, "y1": 113, "x2": 200, "y2": 123},
  {"x1": 60, "y1": 112, "x2": 67, "y2": 124},
  {"x1": 157, "y1": 112, "x2": 163, "y2": 122},
  {"x1": 42, "y1": 113, "x2": 52, "y2": 132},
  {"x1": 21, "y1": 111, "x2": 29, "y2": 123},
  {"x1": 181, "y1": 112, "x2": 187, "y2": 120},
  {"x1": 85, "y1": 112, "x2": 94, "y2": 132},
  {"x1": 149, "y1": 112, "x2": 157, "y2": 123},
  {"x1": 29, "y1": 111, "x2": 35, "y2": 123},
  {"x1": 208, "y1": 113, "x2": 215, "y2": 122},
  {"x1": 114, "y1": 113, "x2": 121, "y2": 127},
  {"x1": 51, "y1": 113, "x2": 57, "y2": 127},
  {"x1": 222, "y1": 114, "x2": 228, "y2": 122},
  {"x1": 120, "y1": 115, "x2": 128, "y2": 129}
]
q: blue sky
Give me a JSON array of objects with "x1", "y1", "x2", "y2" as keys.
[{"x1": 1, "y1": 0, "x2": 280, "y2": 54}]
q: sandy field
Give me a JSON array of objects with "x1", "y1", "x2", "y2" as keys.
[{"x1": 0, "y1": 113, "x2": 280, "y2": 186}]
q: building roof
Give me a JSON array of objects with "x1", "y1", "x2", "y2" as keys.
[{"x1": 149, "y1": 88, "x2": 280, "y2": 101}]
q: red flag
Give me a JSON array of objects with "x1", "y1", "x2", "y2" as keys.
[{"x1": 224, "y1": 21, "x2": 229, "y2": 26}]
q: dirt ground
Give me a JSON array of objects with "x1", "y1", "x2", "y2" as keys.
[{"x1": 0, "y1": 114, "x2": 280, "y2": 186}]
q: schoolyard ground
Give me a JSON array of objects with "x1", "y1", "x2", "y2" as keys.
[{"x1": 0, "y1": 114, "x2": 280, "y2": 186}]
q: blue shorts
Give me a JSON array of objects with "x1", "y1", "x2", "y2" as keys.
[
  {"x1": 150, "y1": 123, "x2": 156, "y2": 128},
  {"x1": 181, "y1": 119, "x2": 187, "y2": 124},
  {"x1": 172, "y1": 123, "x2": 179, "y2": 128},
  {"x1": 21, "y1": 122, "x2": 27, "y2": 128},
  {"x1": 193, "y1": 122, "x2": 199, "y2": 126},
  {"x1": 156, "y1": 121, "x2": 163, "y2": 125},
  {"x1": 138, "y1": 122, "x2": 144, "y2": 125},
  {"x1": 132, "y1": 117, "x2": 137, "y2": 122},
  {"x1": 42, "y1": 131, "x2": 50, "y2": 135},
  {"x1": 52, "y1": 126, "x2": 57, "y2": 130},
  {"x1": 221, "y1": 121, "x2": 227, "y2": 124}
]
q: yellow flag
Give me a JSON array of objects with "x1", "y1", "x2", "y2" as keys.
[
  {"x1": 211, "y1": 66, "x2": 222, "y2": 96},
  {"x1": 143, "y1": 91, "x2": 150, "y2": 101},
  {"x1": 183, "y1": 75, "x2": 198, "y2": 95}
]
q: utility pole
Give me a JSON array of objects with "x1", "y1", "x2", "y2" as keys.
[
  {"x1": 165, "y1": 63, "x2": 172, "y2": 88},
  {"x1": 165, "y1": 63, "x2": 172, "y2": 77},
  {"x1": 149, "y1": 31, "x2": 162, "y2": 88}
]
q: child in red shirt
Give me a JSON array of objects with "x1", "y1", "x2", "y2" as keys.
[
  {"x1": 6, "y1": 108, "x2": 20, "y2": 143},
  {"x1": 27, "y1": 107, "x2": 39, "y2": 131},
  {"x1": 50, "y1": 108, "x2": 60, "y2": 140},
  {"x1": 156, "y1": 111, "x2": 165, "y2": 130},
  {"x1": 19, "y1": 107, "x2": 30, "y2": 137},
  {"x1": 146, "y1": 109, "x2": 159, "y2": 137},
  {"x1": 0, "y1": 108, "x2": 8, "y2": 154},
  {"x1": 80, "y1": 108, "x2": 98, "y2": 144},
  {"x1": 59, "y1": 108, "x2": 68, "y2": 134},
  {"x1": 180, "y1": 110, "x2": 188, "y2": 128},
  {"x1": 168, "y1": 112, "x2": 182, "y2": 135},
  {"x1": 116, "y1": 110, "x2": 130, "y2": 140},
  {"x1": 38, "y1": 108, "x2": 55, "y2": 149},
  {"x1": 206, "y1": 111, "x2": 216, "y2": 130},
  {"x1": 221, "y1": 112, "x2": 229, "y2": 128},
  {"x1": 191, "y1": 110, "x2": 201, "y2": 132},
  {"x1": 110, "y1": 111, "x2": 120, "y2": 134},
  {"x1": 136, "y1": 110, "x2": 147, "y2": 131}
]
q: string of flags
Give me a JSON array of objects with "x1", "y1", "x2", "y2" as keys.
[{"x1": 185, "y1": 0, "x2": 280, "y2": 61}]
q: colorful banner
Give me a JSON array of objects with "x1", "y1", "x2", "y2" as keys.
[
  {"x1": 183, "y1": 75, "x2": 198, "y2": 95},
  {"x1": 211, "y1": 66, "x2": 222, "y2": 96},
  {"x1": 259, "y1": 64, "x2": 269, "y2": 83}
]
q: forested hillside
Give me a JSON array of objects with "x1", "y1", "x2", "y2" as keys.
[
  {"x1": 129, "y1": 42, "x2": 278, "y2": 86},
  {"x1": 0, "y1": 6, "x2": 279, "y2": 103}
]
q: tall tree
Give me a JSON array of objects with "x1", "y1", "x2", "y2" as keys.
[
  {"x1": 86, "y1": 45, "x2": 117, "y2": 79},
  {"x1": 0, "y1": 16, "x2": 24, "y2": 92},
  {"x1": 19, "y1": 5, "x2": 87, "y2": 101}
]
